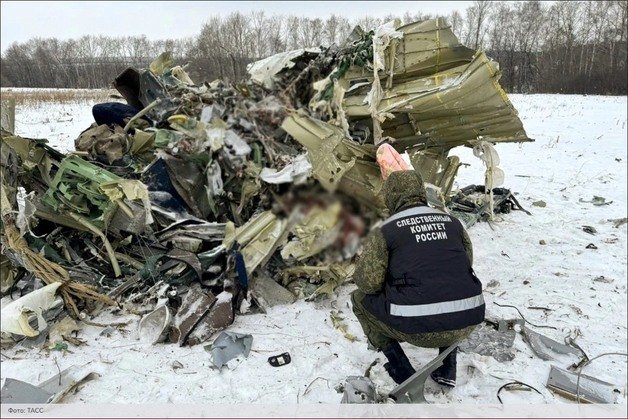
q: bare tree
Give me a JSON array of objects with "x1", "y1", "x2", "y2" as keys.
[
  {"x1": 448, "y1": 10, "x2": 464, "y2": 38},
  {"x1": 471, "y1": 0, "x2": 492, "y2": 49},
  {"x1": 1, "y1": 5, "x2": 625, "y2": 94}
]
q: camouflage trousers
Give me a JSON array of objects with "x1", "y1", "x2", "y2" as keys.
[{"x1": 351, "y1": 289, "x2": 475, "y2": 350}]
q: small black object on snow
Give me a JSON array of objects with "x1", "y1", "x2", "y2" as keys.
[
  {"x1": 268, "y1": 352, "x2": 291, "y2": 367},
  {"x1": 582, "y1": 225, "x2": 597, "y2": 235}
]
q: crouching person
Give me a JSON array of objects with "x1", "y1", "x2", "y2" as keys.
[{"x1": 351, "y1": 170, "x2": 485, "y2": 387}]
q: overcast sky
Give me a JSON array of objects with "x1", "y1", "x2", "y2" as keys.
[{"x1": 1, "y1": 1, "x2": 474, "y2": 53}]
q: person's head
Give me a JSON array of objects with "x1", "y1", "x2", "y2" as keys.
[{"x1": 383, "y1": 170, "x2": 427, "y2": 213}]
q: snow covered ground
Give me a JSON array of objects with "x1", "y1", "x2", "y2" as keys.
[
  {"x1": 1, "y1": 94, "x2": 627, "y2": 410},
  {"x1": 1, "y1": 88, "x2": 118, "y2": 152}
]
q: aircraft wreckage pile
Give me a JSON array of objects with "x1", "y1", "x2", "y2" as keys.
[{"x1": 1, "y1": 18, "x2": 532, "y2": 348}]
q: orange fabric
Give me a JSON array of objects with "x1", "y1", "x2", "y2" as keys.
[{"x1": 376, "y1": 143, "x2": 411, "y2": 180}]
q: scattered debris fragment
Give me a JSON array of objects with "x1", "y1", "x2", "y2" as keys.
[
  {"x1": 579, "y1": 196, "x2": 613, "y2": 206},
  {"x1": 187, "y1": 290, "x2": 234, "y2": 347},
  {"x1": 0, "y1": 364, "x2": 97, "y2": 404},
  {"x1": 497, "y1": 381, "x2": 544, "y2": 404},
  {"x1": 570, "y1": 305, "x2": 585, "y2": 316},
  {"x1": 497, "y1": 318, "x2": 525, "y2": 332},
  {"x1": 582, "y1": 226, "x2": 597, "y2": 235},
  {"x1": 169, "y1": 285, "x2": 218, "y2": 346},
  {"x1": 340, "y1": 376, "x2": 379, "y2": 404},
  {"x1": 1, "y1": 378, "x2": 54, "y2": 404},
  {"x1": 449, "y1": 185, "x2": 531, "y2": 228},
  {"x1": 330, "y1": 310, "x2": 357, "y2": 342},
  {"x1": 52, "y1": 341, "x2": 69, "y2": 352},
  {"x1": 585, "y1": 243, "x2": 598, "y2": 249},
  {"x1": 0, "y1": 282, "x2": 63, "y2": 338},
  {"x1": 546, "y1": 365, "x2": 618, "y2": 404},
  {"x1": 532, "y1": 200, "x2": 546, "y2": 208},
  {"x1": 138, "y1": 304, "x2": 172, "y2": 344},
  {"x1": 608, "y1": 218, "x2": 627, "y2": 228},
  {"x1": 48, "y1": 316, "x2": 81, "y2": 348},
  {"x1": 486, "y1": 280, "x2": 500, "y2": 289},
  {"x1": 251, "y1": 273, "x2": 297, "y2": 311},
  {"x1": 492, "y1": 302, "x2": 558, "y2": 330},
  {"x1": 205, "y1": 331, "x2": 253, "y2": 369},
  {"x1": 593, "y1": 276, "x2": 614, "y2": 284},
  {"x1": 521, "y1": 326, "x2": 582, "y2": 362},
  {"x1": 268, "y1": 352, "x2": 291, "y2": 367}
]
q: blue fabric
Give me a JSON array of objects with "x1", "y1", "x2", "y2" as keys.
[
  {"x1": 233, "y1": 247, "x2": 249, "y2": 289},
  {"x1": 92, "y1": 102, "x2": 142, "y2": 127}
]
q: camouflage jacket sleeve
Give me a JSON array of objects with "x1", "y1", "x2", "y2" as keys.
[
  {"x1": 353, "y1": 228, "x2": 388, "y2": 294},
  {"x1": 462, "y1": 228, "x2": 474, "y2": 266}
]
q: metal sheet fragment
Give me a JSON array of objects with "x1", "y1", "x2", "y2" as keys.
[
  {"x1": 187, "y1": 291, "x2": 234, "y2": 346},
  {"x1": 546, "y1": 365, "x2": 618, "y2": 404},
  {"x1": 205, "y1": 331, "x2": 253, "y2": 369},
  {"x1": 340, "y1": 376, "x2": 377, "y2": 404},
  {"x1": 169, "y1": 285, "x2": 217, "y2": 346},
  {"x1": 521, "y1": 326, "x2": 582, "y2": 361}
]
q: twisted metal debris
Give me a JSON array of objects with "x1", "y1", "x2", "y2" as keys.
[{"x1": 0, "y1": 18, "x2": 531, "y2": 347}]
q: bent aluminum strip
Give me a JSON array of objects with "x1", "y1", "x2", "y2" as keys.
[
  {"x1": 389, "y1": 342, "x2": 459, "y2": 403},
  {"x1": 546, "y1": 365, "x2": 617, "y2": 404},
  {"x1": 0, "y1": 379, "x2": 53, "y2": 404},
  {"x1": 390, "y1": 294, "x2": 485, "y2": 317}
]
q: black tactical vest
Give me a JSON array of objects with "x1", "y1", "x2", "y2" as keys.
[{"x1": 363, "y1": 206, "x2": 485, "y2": 334}]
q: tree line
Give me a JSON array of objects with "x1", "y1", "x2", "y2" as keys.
[{"x1": 1, "y1": 1, "x2": 626, "y2": 95}]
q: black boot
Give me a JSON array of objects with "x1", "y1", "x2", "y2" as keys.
[
  {"x1": 430, "y1": 346, "x2": 457, "y2": 387},
  {"x1": 381, "y1": 341, "x2": 416, "y2": 384}
]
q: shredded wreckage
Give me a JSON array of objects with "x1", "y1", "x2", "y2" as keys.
[{"x1": 1, "y1": 18, "x2": 620, "y2": 404}]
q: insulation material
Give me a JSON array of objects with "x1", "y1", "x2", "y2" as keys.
[
  {"x1": 472, "y1": 140, "x2": 505, "y2": 219},
  {"x1": 364, "y1": 20, "x2": 404, "y2": 144},
  {"x1": 0, "y1": 282, "x2": 63, "y2": 337}
]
